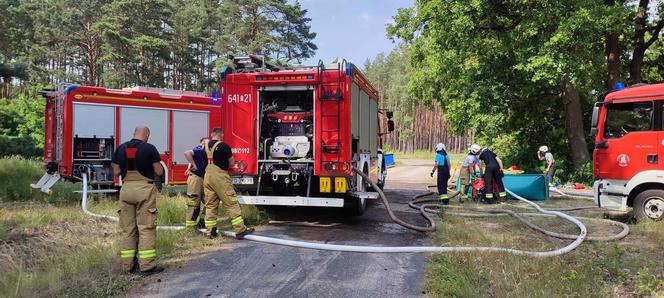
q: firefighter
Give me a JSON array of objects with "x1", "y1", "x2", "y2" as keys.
[
  {"x1": 183, "y1": 137, "x2": 209, "y2": 230},
  {"x1": 459, "y1": 145, "x2": 481, "y2": 198},
  {"x1": 430, "y1": 143, "x2": 452, "y2": 205},
  {"x1": 537, "y1": 145, "x2": 556, "y2": 186},
  {"x1": 475, "y1": 146, "x2": 506, "y2": 202},
  {"x1": 111, "y1": 125, "x2": 164, "y2": 275},
  {"x1": 203, "y1": 127, "x2": 254, "y2": 239}
]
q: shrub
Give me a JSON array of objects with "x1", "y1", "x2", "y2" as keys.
[
  {"x1": 0, "y1": 135, "x2": 42, "y2": 157},
  {"x1": 563, "y1": 161, "x2": 594, "y2": 184},
  {"x1": 0, "y1": 156, "x2": 78, "y2": 202}
]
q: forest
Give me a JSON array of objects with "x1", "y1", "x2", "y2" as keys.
[
  {"x1": 0, "y1": 0, "x2": 317, "y2": 155},
  {"x1": 365, "y1": 0, "x2": 664, "y2": 181},
  {"x1": 2, "y1": 0, "x2": 664, "y2": 182}
]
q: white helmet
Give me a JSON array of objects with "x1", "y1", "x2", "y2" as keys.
[
  {"x1": 539, "y1": 145, "x2": 548, "y2": 153},
  {"x1": 470, "y1": 144, "x2": 481, "y2": 154},
  {"x1": 435, "y1": 143, "x2": 445, "y2": 151}
]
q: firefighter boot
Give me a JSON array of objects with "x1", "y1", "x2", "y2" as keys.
[
  {"x1": 139, "y1": 265, "x2": 165, "y2": 276},
  {"x1": 235, "y1": 227, "x2": 255, "y2": 240},
  {"x1": 208, "y1": 227, "x2": 218, "y2": 239},
  {"x1": 439, "y1": 194, "x2": 450, "y2": 205}
]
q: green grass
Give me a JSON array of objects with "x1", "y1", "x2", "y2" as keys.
[
  {"x1": 392, "y1": 149, "x2": 436, "y2": 160},
  {"x1": 0, "y1": 156, "x2": 79, "y2": 202},
  {"x1": 0, "y1": 198, "x2": 234, "y2": 297},
  {"x1": 1, "y1": 192, "x2": 266, "y2": 297},
  {"x1": 392, "y1": 150, "x2": 465, "y2": 164},
  {"x1": 426, "y1": 201, "x2": 664, "y2": 297}
]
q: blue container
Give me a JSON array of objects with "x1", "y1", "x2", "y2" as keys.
[
  {"x1": 503, "y1": 174, "x2": 549, "y2": 201},
  {"x1": 384, "y1": 153, "x2": 395, "y2": 168}
]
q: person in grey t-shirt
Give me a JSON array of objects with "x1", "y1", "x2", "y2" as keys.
[{"x1": 538, "y1": 146, "x2": 555, "y2": 186}]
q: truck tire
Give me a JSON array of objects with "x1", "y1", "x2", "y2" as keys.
[
  {"x1": 346, "y1": 165, "x2": 368, "y2": 216},
  {"x1": 633, "y1": 190, "x2": 664, "y2": 222},
  {"x1": 376, "y1": 159, "x2": 386, "y2": 191},
  {"x1": 345, "y1": 197, "x2": 366, "y2": 216}
]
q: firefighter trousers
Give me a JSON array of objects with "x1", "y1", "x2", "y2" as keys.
[
  {"x1": 437, "y1": 165, "x2": 450, "y2": 200},
  {"x1": 459, "y1": 167, "x2": 471, "y2": 196},
  {"x1": 484, "y1": 165, "x2": 506, "y2": 200},
  {"x1": 203, "y1": 164, "x2": 247, "y2": 235},
  {"x1": 119, "y1": 171, "x2": 158, "y2": 272},
  {"x1": 186, "y1": 174, "x2": 206, "y2": 228}
]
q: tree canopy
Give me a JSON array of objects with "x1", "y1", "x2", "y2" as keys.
[
  {"x1": 386, "y1": 0, "x2": 664, "y2": 179},
  {"x1": 0, "y1": 0, "x2": 317, "y2": 91},
  {"x1": 0, "y1": 0, "x2": 317, "y2": 156}
]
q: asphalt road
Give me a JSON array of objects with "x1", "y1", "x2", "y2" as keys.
[{"x1": 130, "y1": 160, "x2": 436, "y2": 298}]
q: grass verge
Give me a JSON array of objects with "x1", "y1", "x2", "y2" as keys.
[
  {"x1": 1, "y1": 192, "x2": 267, "y2": 297},
  {"x1": 0, "y1": 156, "x2": 79, "y2": 202},
  {"x1": 425, "y1": 198, "x2": 664, "y2": 297},
  {"x1": 393, "y1": 150, "x2": 465, "y2": 162}
]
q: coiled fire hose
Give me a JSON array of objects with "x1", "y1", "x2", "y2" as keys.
[
  {"x1": 409, "y1": 190, "x2": 629, "y2": 242},
  {"x1": 80, "y1": 169, "x2": 624, "y2": 256}
]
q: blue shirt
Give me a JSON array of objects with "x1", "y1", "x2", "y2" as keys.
[
  {"x1": 435, "y1": 153, "x2": 450, "y2": 167},
  {"x1": 191, "y1": 145, "x2": 207, "y2": 177}
]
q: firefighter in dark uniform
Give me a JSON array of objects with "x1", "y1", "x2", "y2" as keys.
[
  {"x1": 430, "y1": 143, "x2": 451, "y2": 205},
  {"x1": 111, "y1": 125, "x2": 164, "y2": 275},
  {"x1": 476, "y1": 147, "x2": 507, "y2": 202},
  {"x1": 203, "y1": 128, "x2": 254, "y2": 239},
  {"x1": 183, "y1": 137, "x2": 209, "y2": 229}
]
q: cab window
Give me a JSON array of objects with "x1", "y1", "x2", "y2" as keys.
[{"x1": 603, "y1": 101, "x2": 653, "y2": 139}]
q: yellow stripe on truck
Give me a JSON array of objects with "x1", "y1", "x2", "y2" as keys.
[
  {"x1": 320, "y1": 177, "x2": 331, "y2": 193},
  {"x1": 334, "y1": 177, "x2": 347, "y2": 193}
]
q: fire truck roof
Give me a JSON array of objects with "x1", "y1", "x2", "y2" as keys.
[
  {"x1": 222, "y1": 61, "x2": 379, "y2": 101},
  {"x1": 62, "y1": 84, "x2": 214, "y2": 105},
  {"x1": 605, "y1": 82, "x2": 664, "y2": 102}
]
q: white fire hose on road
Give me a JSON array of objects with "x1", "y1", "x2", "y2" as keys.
[{"x1": 80, "y1": 169, "x2": 627, "y2": 257}]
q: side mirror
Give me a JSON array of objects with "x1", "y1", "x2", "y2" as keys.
[
  {"x1": 387, "y1": 120, "x2": 395, "y2": 132},
  {"x1": 590, "y1": 102, "x2": 601, "y2": 136},
  {"x1": 386, "y1": 111, "x2": 394, "y2": 119}
]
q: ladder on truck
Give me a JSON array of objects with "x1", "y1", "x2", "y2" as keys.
[{"x1": 317, "y1": 59, "x2": 347, "y2": 171}]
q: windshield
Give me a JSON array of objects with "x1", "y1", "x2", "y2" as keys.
[{"x1": 603, "y1": 101, "x2": 653, "y2": 139}]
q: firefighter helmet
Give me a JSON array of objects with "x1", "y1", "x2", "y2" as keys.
[{"x1": 470, "y1": 144, "x2": 481, "y2": 155}]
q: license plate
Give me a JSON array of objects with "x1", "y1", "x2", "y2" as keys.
[{"x1": 232, "y1": 177, "x2": 254, "y2": 185}]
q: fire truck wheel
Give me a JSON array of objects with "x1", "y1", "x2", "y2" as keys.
[
  {"x1": 345, "y1": 197, "x2": 366, "y2": 216},
  {"x1": 376, "y1": 159, "x2": 386, "y2": 191},
  {"x1": 633, "y1": 190, "x2": 664, "y2": 221}
]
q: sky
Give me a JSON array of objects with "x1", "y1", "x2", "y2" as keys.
[{"x1": 298, "y1": 0, "x2": 413, "y2": 68}]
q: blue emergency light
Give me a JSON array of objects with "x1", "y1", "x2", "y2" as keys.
[{"x1": 614, "y1": 82, "x2": 625, "y2": 91}]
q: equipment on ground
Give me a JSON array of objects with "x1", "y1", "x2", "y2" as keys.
[
  {"x1": 502, "y1": 174, "x2": 549, "y2": 201},
  {"x1": 590, "y1": 82, "x2": 664, "y2": 221},
  {"x1": 219, "y1": 57, "x2": 394, "y2": 215},
  {"x1": 31, "y1": 84, "x2": 221, "y2": 193}
]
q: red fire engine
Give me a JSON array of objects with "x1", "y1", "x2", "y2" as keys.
[
  {"x1": 220, "y1": 56, "x2": 393, "y2": 215},
  {"x1": 592, "y1": 82, "x2": 664, "y2": 221},
  {"x1": 31, "y1": 84, "x2": 221, "y2": 193}
]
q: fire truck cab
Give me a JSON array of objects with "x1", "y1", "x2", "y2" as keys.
[
  {"x1": 591, "y1": 82, "x2": 664, "y2": 221},
  {"x1": 220, "y1": 56, "x2": 393, "y2": 215}
]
